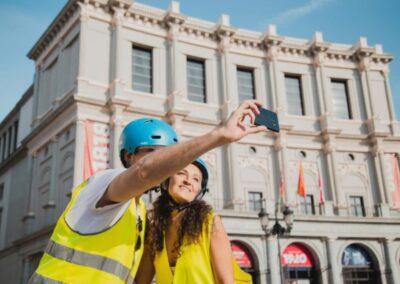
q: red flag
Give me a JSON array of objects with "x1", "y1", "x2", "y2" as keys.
[
  {"x1": 318, "y1": 171, "x2": 324, "y2": 204},
  {"x1": 391, "y1": 154, "x2": 400, "y2": 208},
  {"x1": 297, "y1": 161, "x2": 306, "y2": 198},
  {"x1": 279, "y1": 170, "x2": 285, "y2": 201}
]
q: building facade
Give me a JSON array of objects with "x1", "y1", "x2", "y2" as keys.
[{"x1": 0, "y1": 0, "x2": 399, "y2": 283}]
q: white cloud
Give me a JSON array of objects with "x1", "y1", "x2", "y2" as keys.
[{"x1": 264, "y1": 0, "x2": 333, "y2": 26}]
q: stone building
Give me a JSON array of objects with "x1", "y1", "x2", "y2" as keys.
[{"x1": 0, "y1": 0, "x2": 399, "y2": 283}]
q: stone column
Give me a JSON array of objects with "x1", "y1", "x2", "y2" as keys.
[
  {"x1": 325, "y1": 237, "x2": 341, "y2": 284},
  {"x1": 73, "y1": 119, "x2": 85, "y2": 188},
  {"x1": 267, "y1": 235, "x2": 280, "y2": 284},
  {"x1": 383, "y1": 238, "x2": 400, "y2": 284}
]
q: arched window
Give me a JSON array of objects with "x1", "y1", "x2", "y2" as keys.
[
  {"x1": 342, "y1": 244, "x2": 381, "y2": 284},
  {"x1": 231, "y1": 241, "x2": 259, "y2": 284},
  {"x1": 282, "y1": 243, "x2": 321, "y2": 284}
]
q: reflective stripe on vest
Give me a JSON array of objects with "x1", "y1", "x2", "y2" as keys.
[
  {"x1": 29, "y1": 273, "x2": 63, "y2": 284},
  {"x1": 45, "y1": 240, "x2": 130, "y2": 281}
]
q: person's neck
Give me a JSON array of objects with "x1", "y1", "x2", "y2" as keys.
[{"x1": 171, "y1": 209, "x2": 184, "y2": 223}]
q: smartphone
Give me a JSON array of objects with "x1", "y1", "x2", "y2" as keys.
[{"x1": 254, "y1": 107, "x2": 280, "y2": 132}]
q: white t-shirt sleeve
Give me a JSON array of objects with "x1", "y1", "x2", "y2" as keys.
[{"x1": 65, "y1": 168, "x2": 131, "y2": 234}]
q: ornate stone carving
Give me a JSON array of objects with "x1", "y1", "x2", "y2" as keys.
[{"x1": 238, "y1": 157, "x2": 269, "y2": 175}]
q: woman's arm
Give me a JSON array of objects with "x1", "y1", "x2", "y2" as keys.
[
  {"x1": 134, "y1": 246, "x2": 155, "y2": 284},
  {"x1": 210, "y1": 215, "x2": 234, "y2": 284}
]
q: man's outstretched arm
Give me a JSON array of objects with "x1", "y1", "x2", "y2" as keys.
[{"x1": 101, "y1": 100, "x2": 267, "y2": 204}]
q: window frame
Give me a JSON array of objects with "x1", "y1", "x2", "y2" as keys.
[
  {"x1": 300, "y1": 194, "x2": 315, "y2": 215},
  {"x1": 131, "y1": 45, "x2": 153, "y2": 94},
  {"x1": 248, "y1": 191, "x2": 263, "y2": 212},
  {"x1": 331, "y1": 79, "x2": 352, "y2": 119},
  {"x1": 349, "y1": 196, "x2": 365, "y2": 217},
  {"x1": 237, "y1": 67, "x2": 256, "y2": 102},
  {"x1": 284, "y1": 74, "x2": 305, "y2": 116},
  {"x1": 186, "y1": 57, "x2": 207, "y2": 103}
]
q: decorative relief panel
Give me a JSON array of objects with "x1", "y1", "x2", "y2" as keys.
[
  {"x1": 239, "y1": 157, "x2": 268, "y2": 174},
  {"x1": 288, "y1": 161, "x2": 319, "y2": 181}
]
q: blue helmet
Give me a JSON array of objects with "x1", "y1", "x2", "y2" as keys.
[
  {"x1": 192, "y1": 158, "x2": 209, "y2": 192},
  {"x1": 119, "y1": 118, "x2": 178, "y2": 167}
]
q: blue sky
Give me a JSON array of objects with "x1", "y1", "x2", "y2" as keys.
[{"x1": 1, "y1": 0, "x2": 399, "y2": 122}]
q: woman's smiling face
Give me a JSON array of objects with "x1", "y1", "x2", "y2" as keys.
[{"x1": 167, "y1": 163, "x2": 203, "y2": 204}]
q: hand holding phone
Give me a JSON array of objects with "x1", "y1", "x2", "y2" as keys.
[{"x1": 254, "y1": 107, "x2": 280, "y2": 132}]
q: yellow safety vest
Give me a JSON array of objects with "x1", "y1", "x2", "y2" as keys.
[
  {"x1": 29, "y1": 180, "x2": 146, "y2": 284},
  {"x1": 153, "y1": 213, "x2": 252, "y2": 284}
]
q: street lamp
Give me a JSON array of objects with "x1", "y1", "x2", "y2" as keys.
[{"x1": 258, "y1": 204, "x2": 294, "y2": 284}]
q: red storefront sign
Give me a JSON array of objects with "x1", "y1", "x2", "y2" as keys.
[
  {"x1": 231, "y1": 243, "x2": 252, "y2": 268},
  {"x1": 282, "y1": 244, "x2": 313, "y2": 267}
]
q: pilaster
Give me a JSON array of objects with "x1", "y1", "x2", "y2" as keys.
[
  {"x1": 382, "y1": 238, "x2": 400, "y2": 284},
  {"x1": 109, "y1": 1, "x2": 130, "y2": 99},
  {"x1": 266, "y1": 235, "x2": 280, "y2": 284},
  {"x1": 22, "y1": 151, "x2": 37, "y2": 235},
  {"x1": 263, "y1": 25, "x2": 283, "y2": 117},
  {"x1": 164, "y1": 1, "x2": 189, "y2": 134},
  {"x1": 76, "y1": 2, "x2": 90, "y2": 91},
  {"x1": 215, "y1": 15, "x2": 242, "y2": 210},
  {"x1": 73, "y1": 119, "x2": 85, "y2": 188},
  {"x1": 381, "y1": 69, "x2": 400, "y2": 136},
  {"x1": 324, "y1": 237, "x2": 341, "y2": 284},
  {"x1": 44, "y1": 136, "x2": 59, "y2": 224}
]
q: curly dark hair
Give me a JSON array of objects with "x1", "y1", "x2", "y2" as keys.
[{"x1": 146, "y1": 191, "x2": 213, "y2": 258}]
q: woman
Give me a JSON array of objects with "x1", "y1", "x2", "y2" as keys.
[{"x1": 135, "y1": 158, "x2": 251, "y2": 284}]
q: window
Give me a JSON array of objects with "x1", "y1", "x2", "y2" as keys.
[
  {"x1": 300, "y1": 195, "x2": 315, "y2": 215},
  {"x1": 187, "y1": 58, "x2": 206, "y2": 103},
  {"x1": 285, "y1": 75, "x2": 304, "y2": 116},
  {"x1": 13, "y1": 120, "x2": 18, "y2": 151},
  {"x1": 132, "y1": 46, "x2": 153, "y2": 93},
  {"x1": 0, "y1": 183, "x2": 3, "y2": 201},
  {"x1": 7, "y1": 126, "x2": 12, "y2": 157},
  {"x1": 248, "y1": 192, "x2": 263, "y2": 212},
  {"x1": 331, "y1": 80, "x2": 352, "y2": 119},
  {"x1": 1, "y1": 133, "x2": 5, "y2": 161},
  {"x1": 349, "y1": 196, "x2": 365, "y2": 217},
  {"x1": 237, "y1": 68, "x2": 255, "y2": 102},
  {"x1": 0, "y1": 208, "x2": 2, "y2": 232}
]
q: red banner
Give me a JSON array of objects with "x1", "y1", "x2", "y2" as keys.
[
  {"x1": 83, "y1": 121, "x2": 110, "y2": 180},
  {"x1": 231, "y1": 243, "x2": 252, "y2": 268},
  {"x1": 282, "y1": 244, "x2": 313, "y2": 267}
]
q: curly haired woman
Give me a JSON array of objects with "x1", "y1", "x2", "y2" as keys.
[{"x1": 135, "y1": 158, "x2": 251, "y2": 284}]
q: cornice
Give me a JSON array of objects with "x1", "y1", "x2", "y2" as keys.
[
  {"x1": 28, "y1": 1, "x2": 80, "y2": 61},
  {"x1": 28, "y1": 0, "x2": 394, "y2": 68}
]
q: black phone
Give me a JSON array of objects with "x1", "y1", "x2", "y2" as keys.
[{"x1": 254, "y1": 107, "x2": 280, "y2": 132}]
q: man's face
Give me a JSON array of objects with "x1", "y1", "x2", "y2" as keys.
[{"x1": 125, "y1": 146, "x2": 161, "y2": 167}]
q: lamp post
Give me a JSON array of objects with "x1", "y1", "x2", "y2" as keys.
[{"x1": 258, "y1": 204, "x2": 294, "y2": 284}]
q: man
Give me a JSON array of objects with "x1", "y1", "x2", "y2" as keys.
[{"x1": 30, "y1": 100, "x2": 267, "y2": 283}]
